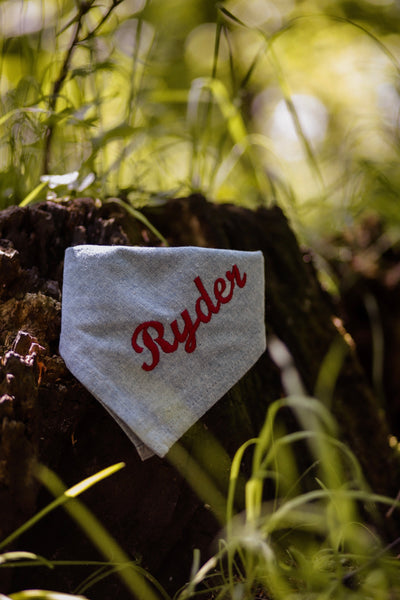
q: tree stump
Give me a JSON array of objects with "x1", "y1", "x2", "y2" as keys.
[{"x1": 0, "y1": 195, "x2": 398, "y2": 598}]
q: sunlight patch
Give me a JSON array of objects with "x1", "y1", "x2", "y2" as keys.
[{"x1": 267, "y1": 94, "x2": 328, "y2": 162}]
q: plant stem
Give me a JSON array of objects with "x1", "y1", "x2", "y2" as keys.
[
  {"x1": 43, "y1": 2, "x2": 91, "y2": 174},
  {"x1": 43, "y1": 0, "x2": 124, "y2": 174}
]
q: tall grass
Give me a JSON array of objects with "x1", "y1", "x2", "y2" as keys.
[
  {"x1": 2, "y1": 0, "x2": 400, "y2": 238},
  {"x1": 175, "y1": 394, "x2": 400, "y2": 600},
  {"x1": 2, "y1": 1, "x2": 400, "y2": 598},
  {"x1": 2, "y1": 392, "x2": 400, "y2": 599},
  {"x1": 2, "y1": 2, "x2": 398, "y2": 256},
  {"x1": 0, "y1": 462, "x2": 169, "y2": 600}
]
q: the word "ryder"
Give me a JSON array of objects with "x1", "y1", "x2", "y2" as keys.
[{"x1": 131, "y1": 264, "x2": 247, "y2": 371}]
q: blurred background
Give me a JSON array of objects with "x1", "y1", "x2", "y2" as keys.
[{"x1": 1, "y1": 0, "x2": 400, "y2": 244}]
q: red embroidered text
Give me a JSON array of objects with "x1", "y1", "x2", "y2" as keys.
[{"x1": 131, "y1": 264, "x2": 247, "y2": 371}]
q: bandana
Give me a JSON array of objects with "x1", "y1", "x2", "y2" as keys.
[{"x1": 59, "y1": 245, "x2": 266, "y2": 459}]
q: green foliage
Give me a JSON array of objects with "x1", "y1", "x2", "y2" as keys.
[
  {"x1": 5, "y1": 590, "x2": 86, "y2": 599},
  {"x1": 0, "y1": 462, "x2": 168, "y2": 600},
  {"x1": 2, "y1": 0, "x2": 400, "y2": 241},
  {"x1": 3, "y1": 1, "x2": 400, "y2": 598},
  {"x1": 177, "y1": 396, "x2": 400, "y2": 600},
  {"x1": 2, "y1": 397, "x2": 400, "y2": 599}
]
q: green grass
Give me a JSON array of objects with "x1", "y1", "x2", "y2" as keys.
[
  {"x1": 2, "y1": 0, "x2": 400, "y2": 237},
  {"x1": 3, "y1": 1, "x2": 400, "y2": 598},
  {"x1": 178, "y1": 395, "x2": 400, "y2": 600},
  {"x1": 2, "y1": 394, "x2": 400, "y2": 599},
  {"x1": 0, "y1": 462, "x2": 169, "y2": 600}
]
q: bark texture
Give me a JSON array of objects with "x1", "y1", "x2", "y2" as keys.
[{"x1": 0, "y1": 195, "x2": 398, "y2": 598}]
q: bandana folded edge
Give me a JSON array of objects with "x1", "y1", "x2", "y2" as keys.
[{"x1": 59, "y1": 245, "x2": 267, "y2": 460}]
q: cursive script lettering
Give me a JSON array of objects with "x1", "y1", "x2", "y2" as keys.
[{"x1": 131, "y1": 264, "x2": 247, "y2": 371}]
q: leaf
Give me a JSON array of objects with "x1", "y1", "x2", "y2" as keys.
[
  {"x1": 92, "y1": 124, "x2": 136, "y2": 148},
  {"x1": 0, "y1": 463, "x2": 125, "y2": 551},
  {"x1": 69, "y1": 61, "x2": 115, "y2": 79},
  {"x1": 9, "y1": 591, "x2": 87, "y2": 600},
  {"x1": 217, "y1": 5, "x2": 248, "y2": 28},
  {"x1": 19, "y1": 182, "x2": 48, "y2": 207},
  {"x1": 38, "y1": 467, "x2": 166, "y2": 600},
  {"x1": 40, "y1": 171, "x2": 79, "y2": 189},
  {"x1": 0, "y1": 551, "x2": 52, "y2": 568},
  {"x1": 64, "y1": 463, "x2": 125, "y2": 498},
  {"x1": 76, "y1": 172, "x2": 95, "y2": 191},
  {"x1": 0, "y1": 107, "x2": 49, "y2": 128},
  {"x1": 108, "y1": 198, "x2": 168, "y2": 246}
]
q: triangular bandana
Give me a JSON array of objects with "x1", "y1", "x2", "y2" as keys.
[{"x1": 59, "y1": 245, "x2": 266, "y2": 459}]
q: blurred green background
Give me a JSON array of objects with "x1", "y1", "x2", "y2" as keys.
[{"x1": 1, "y1": 0, "x2": 400, "y2": 241}]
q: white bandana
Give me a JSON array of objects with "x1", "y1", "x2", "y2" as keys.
[{"x1": 59, "y1": 245, "x2": 266, "y2": 459}]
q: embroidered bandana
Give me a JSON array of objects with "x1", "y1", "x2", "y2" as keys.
[{"x1": 60, "y1": 245, "x2": 266, "y2": 459}]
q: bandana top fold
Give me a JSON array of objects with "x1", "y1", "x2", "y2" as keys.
[{"x1": 60, "y1": 245, "x2": 266, "y2": 459}]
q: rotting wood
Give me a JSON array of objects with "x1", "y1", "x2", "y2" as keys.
[{"x1": 0, "y1": 195, "x2": 398, "y2": 597}]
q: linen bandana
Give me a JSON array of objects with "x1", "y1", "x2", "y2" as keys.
[{"x1": 60, "y1": 245, "x2": 266, "y2": 459}]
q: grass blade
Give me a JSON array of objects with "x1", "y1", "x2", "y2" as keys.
[
  {"x1": 0, "y1": 463, "x2": 125, "y2": 551},
  {"x1": 37, "y1": 466, "x2": 169, "y2": 600}
]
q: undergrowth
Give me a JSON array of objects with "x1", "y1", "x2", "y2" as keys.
[
  {"x1": 2, "y1": 1, "x2": 400, "y2": 598},
  {"x1": 2, "y1": 0, "x2": 400, "y2": 243},
  {"x1": 2, "y1": 392, "x2": 400, "y2": 599}
]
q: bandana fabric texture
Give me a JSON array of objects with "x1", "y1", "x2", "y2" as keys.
[{"x1": 59, "y1": 245, "x2": 266, "y2": 459}]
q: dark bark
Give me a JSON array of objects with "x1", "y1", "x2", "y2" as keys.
[{"x1": 0, "y1": 196, "x2": 398, "y2": 598}]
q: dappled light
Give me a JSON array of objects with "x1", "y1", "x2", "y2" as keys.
[
  {"x1": 256, "y1": 93, "x2": 329, "y2": 161},
  {"x1": 1, "y1": 0, "x2": 400, "y2": 235},
  {"x1": 3, "y1": 1, "x2": 400, "y2": 599},
  {"x1": 225, "y1": 0, "x2": 288, "y2": 31}
]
